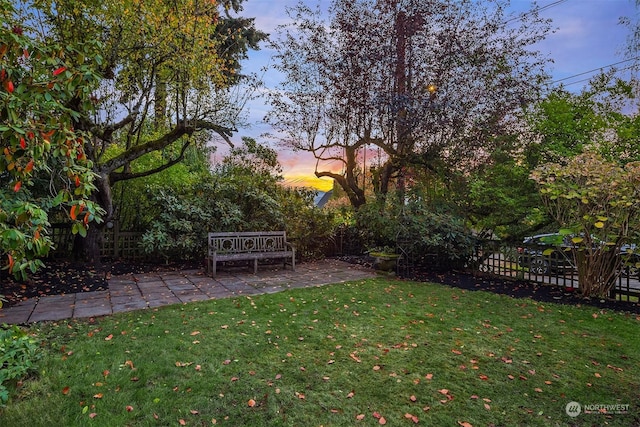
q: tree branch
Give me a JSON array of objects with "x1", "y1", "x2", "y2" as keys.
[{"x1": 100, "y1": 120, "x2": 235, "y2": 180}]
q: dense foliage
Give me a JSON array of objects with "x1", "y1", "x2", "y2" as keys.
[
  {"x1": 354, "y1": 188, "x2": 475, "y2": 270},
  {"x1": 1, "y1": 0, "x2": 103, "y2": 279},
  {"x1": 138, "y1": 139, "x2": 335, "y2": 262},
  {"x1": 0, "y1": 325, "x2": 40, "y2": 404},
  {"x1": 9, "y1": 0, "x2": 267, "y2": 263},
  {"x1": 531, "y1": 152, "x2": 640, "y2": 297}
]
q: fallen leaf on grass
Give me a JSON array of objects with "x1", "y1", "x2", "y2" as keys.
[
  {"x1": 248, "y1": 399, "x2": 256, "y2": 407},
  {"x1": 458, "y1": 422, "x2": 473, "y2": 427},
  {"x1": 105, "y1": 334, "x2": 113, "y2": 341},
  {"x1": 356, "y1": 414, "x2": 365, "y2": 420},
  {"x1": 126, "y1": 405, "x2": 133, "y2": 412},
  {"x1": 89, "y1": 413, "x2": 97, "y2": 418},
  {"x1": 62, "y1": 386, "x2": 70, "y2": 395},
  {"x1": 404, "y1": 413, "x2": 419, "y2": 423},
  {"x1": 93, "y1": 393, "x2": 103, "y2": 399}
]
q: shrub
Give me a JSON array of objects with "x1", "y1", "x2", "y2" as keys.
[
  {"x1": 279, "y1": 188, "x2": 335, "y2": 260},
  {"x1": 355, "y1": 193, "x2": 476, "y2": 270},
  {"x1": 0, "y1": 324, "x2": 41, "y2": 404}
]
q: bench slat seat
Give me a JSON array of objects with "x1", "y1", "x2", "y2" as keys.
[{"x1": 207, "y1": 231, "x2": 295, "y2": 277}]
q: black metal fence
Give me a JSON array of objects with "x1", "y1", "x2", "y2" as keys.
[
  {"x1": 474, "y1": 241, "x2": 640, "y2": 302},
  {"x1": 50, "y1": 223, "x2": 144, "y2": 259}
]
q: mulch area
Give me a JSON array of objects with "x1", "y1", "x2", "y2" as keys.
[
  {"x1": 0, "y1": 258, "x2": 202, "y2": 308},
  {"x1": 2, "y1": 256, "x2": 640, "y2": 315},
  {"x1": 339, "y1": 255, "x2": 640, "y2": 315}
]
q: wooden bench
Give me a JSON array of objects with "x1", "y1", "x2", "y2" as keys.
[{"x1": 207, "y1": 231, "x2": 295, "y2": 277}]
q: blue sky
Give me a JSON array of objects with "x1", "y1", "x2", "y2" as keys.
[{"x1": 233, "y1": 0, "x2": 638, "y2": 189}]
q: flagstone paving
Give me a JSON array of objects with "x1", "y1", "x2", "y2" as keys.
[{"x1": 0, "y1": 259, "x2": 377, "y2": 324}]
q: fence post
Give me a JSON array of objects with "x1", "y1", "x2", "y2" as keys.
[{"x1": 113, "y1": 221, "x2": 119, "y2": 258}]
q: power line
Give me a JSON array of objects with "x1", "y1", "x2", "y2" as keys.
[
  {"x1": 549, "y1": 56, "x2": 640, "y2": 86},
  {"x1": 554, "y1": 63, "x2": 639, "y2": 87},
  {"x1": 503, "y1": 0, "x2": 570, "y2": 25}
]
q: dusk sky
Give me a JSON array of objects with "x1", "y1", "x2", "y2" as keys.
[{"x1": 231, "y1": 0, "x2": 638, "y2": 191}]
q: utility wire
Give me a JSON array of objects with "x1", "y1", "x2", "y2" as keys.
[
  {"x1": 550, "y1": 56, "x2": 640, "y2": 85},
  {"x1": 554, "y1": 63, "x2": 639, "y2": 87},
  {"x1": 503, "y1": 0, "x2": 570, "y2": 25}
]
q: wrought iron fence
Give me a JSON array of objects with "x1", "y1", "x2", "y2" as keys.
[
  {"x1": 50, "y1": 223, "x2": 144, "y2": 259},
  {"x1": 474, "y1": 241, "x2": 640, "y2": 302}
]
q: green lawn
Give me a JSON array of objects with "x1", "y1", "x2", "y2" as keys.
[{"x1": 2, "y1": 278, "x2": 639, "y2": 426}]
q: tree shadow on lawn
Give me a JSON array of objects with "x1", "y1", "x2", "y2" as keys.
[
  {"x1": 2, "y1": 256, "x2": 640, "y2": 315},
  {"x1": 340, "y1": 255, "x2": 640, "y2": 315},
  {"x1": 406, "y1": 268, "x2": 640, "y2": 315}
]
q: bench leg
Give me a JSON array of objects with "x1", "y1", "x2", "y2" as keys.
[{"x1": 253, "y1": 258, "x2": 258, "y2": 274}]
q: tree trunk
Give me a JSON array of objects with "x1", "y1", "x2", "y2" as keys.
[
  {"x1": 72, "y1": 172, "x2": 114, "y2": 266},
  {"x1": 576, "y1": 250, "x2": 619, "y2": 298}
]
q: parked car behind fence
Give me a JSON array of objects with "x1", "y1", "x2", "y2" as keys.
[{"x1": 517, "y1": 233, "x2": 639, "y2": 278}]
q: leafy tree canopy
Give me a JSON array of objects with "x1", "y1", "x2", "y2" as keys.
[{"x1": 1, "y1": 0, "x2": 103, "y2": 279}]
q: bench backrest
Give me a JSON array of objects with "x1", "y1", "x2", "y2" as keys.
[{"x1": 208, "y1": 231, "x2": 289, "y2": 254}]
